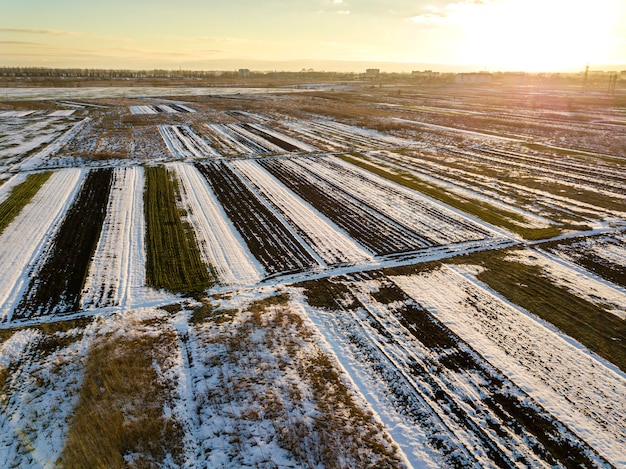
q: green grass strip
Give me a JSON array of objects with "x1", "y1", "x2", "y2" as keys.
[
  {"x1": 0, "y1": 172, "x2": 53, "y2": 236},
  {"x1": 144, "y1": 165, "x2": 216, "y2": 295},
  {"x1": 337, "y1": 153, "x2": 562, "y2": 241},
  {"x1": 451, "y1": 249, "x2": 626, "y2": 373}
]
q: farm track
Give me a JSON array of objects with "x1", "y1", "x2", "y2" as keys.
[
  {"x1": 15, "y1": 168, "x2": 113, "y2": 318},
  {"x1": 195, "y1": 161, "x2": 318, "y2": 276},
  {"x1": 303, "y1": 273, "x2": 611, "y2": 468}
]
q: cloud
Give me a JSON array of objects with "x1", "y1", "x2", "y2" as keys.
[
  {"x1": 336, "y1": 10, "x2": 350, "y2": 15},
  {"x1": 0, "y1": 40, "x2": 44, "y2": 46},
  {"x1": 409, "y1": 0, "x2": 490, "y2": 24},
  {"x1": 0, "y1": 28, "x2": 80, "y2": 37}
]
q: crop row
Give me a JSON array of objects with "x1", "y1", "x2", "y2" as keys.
[
  {"x1": 81, "y1": 167, "x2": 145, "y2": 309},
  {"x1": 391, "y1": 261, "x2": 626, "y2": 464},
  {"x1": 203, "y1": 123, "x2": 311, "y2": 157},
  {"x1": 194, "y1": 161, "x2": 317, "y2": 276},
  {"x1": 283, "y1": 120, "x2": 411, "y2": 152},
  {"x1": 231, "y1": 159, "x2": 372, "y2": 266},
  {"x1": 307, "y1": 155, "x2": 493, "y2": 243},
  {"x1": 144, "y1": 165, "x2": 216, "y2": 295},
  {"x1": 300, "y1": 273, "x2": 611, "y2": 467},
  {"x1": 129, "y1": 104, "x2": 195, "y2": 115},
  {"x1": 0, "y1": 172, "x2": 52, "y2": 236},
  {"x1": 159, "y1": 125, "x2": 220, "y2": 158},
  {"x1": 15, "y1": 168, "x2": 113, "y2": 318}
]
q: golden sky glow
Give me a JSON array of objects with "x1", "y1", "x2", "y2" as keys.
[{"x1": 0, "y1": 0, "x2": 624, "y2": 72}]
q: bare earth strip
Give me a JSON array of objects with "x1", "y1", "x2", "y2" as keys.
[
  {"x1": 391, "y1": 265, "x2": 626, "y2": 467},
  {"x1": 172, "y1": 162, "x2": 263, "y2": 286},
  {"x1": 231, "y1": 159, "x2": 372, "y2": 267},
  {"x1": 81, "y1": 167, "x2": 145, "y2": 310},
  {"x1": 303, "y1": 155, "x2": 497, "y2": 244},
  {"x1": 0, "y1": 168, "x2": 84, "y2": 323}
]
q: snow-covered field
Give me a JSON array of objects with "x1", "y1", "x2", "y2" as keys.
[
  {"x1": 0, "y1": 169, "x2": 84, "y2": 323},
  {"x1": 172, "y1": 162, "x2": 263, "y2": 286},
  {"x1": 0, "y1": 85, "x2": 624, "y2": 468},
  {"x1": 159, "y1": 125, "x2": 220, "y2": 158},
  {"x1": 81, "y1": 167, "x2": 148, "y2": 310},
  {"x1": 392, "y1": 264, "x2": 626, "y2": 466}
]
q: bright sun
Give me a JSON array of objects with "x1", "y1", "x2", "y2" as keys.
[{"x1": 456, "y1": 0, "x2": 620, "y2": 71}]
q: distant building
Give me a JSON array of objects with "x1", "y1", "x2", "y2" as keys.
[
  {"x1": 365, "y1": 68, "x2": 380, "y2": 79},
  {"x1": 455, "y1": 72, "x2": 493, "y2": 84},
  {"x1": 412, "y1": 70, "x2": 440, "y2": 83},
  {"x1": 620, "y1": 71, "x2": 626, "y2": 81},
  {"x1": 412, "y1": 70, "x2": 440, "y2": 79},
  {"x1": 238, "y1": 68, "x2": 250, "y2": 78}
]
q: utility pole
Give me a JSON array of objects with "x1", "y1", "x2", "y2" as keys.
[
  {"x1": 608, "y1": 73, "x2": 617, "y2": 96},
  {"x1": 582, "y1": 64, "x2": 589, "y2": 93}
]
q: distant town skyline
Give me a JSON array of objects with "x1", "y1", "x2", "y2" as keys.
[{"x1": 1, "y1": 0, "x2": 625, "y2": 73}]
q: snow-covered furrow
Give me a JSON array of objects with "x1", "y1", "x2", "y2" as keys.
[
  {"x1": 281, "y1": 121, "x2": 345, "y2": 151},
  {"x1": 322, "y1": 156, "x2": 497, "y2": 239},
  {"x1": 81, "y1": 167, "x2": 144, "y2": 309},
  {"x1": 205, "y1": 124, "x2": 257, "y2": 155},
  {"x1": 0, "y1": 111, "x2": 36, "y2": 118},
  {"x1": 340, "y1": 276, "x2": 606, "y2": 468},
  {"x1": 247, "y1": 123, "x2": 317, "y2": 152},
  {"x1": 231, "y1": 159, "x2": 372, "y2": 266},
  {"x1": 172, "y1": 162, "x2": 263, "y2": 286},
  {"x1": 0, "y1": 173, "x2": 28, "y2": 205},
  {"x1": 375, "y1": 149, "x2": 623, "y2": 221},
  {"x1": 261, "y1": 158, "x2": 431, "y2": 255},
  {"x1": 295, "y1": 156, "x2": 492, "y2": 244},
  {"x1": 392, "y1": 265, "x2": 626, "y2": 467},
  {"x1": 310, "y1": 120, "x2": 413, "y2": 149},
  {"x1": 17, "y1": 118, "x2": 91, "y2": 170},
  {"x1": 48, "y1": 110, "x2": 76, "y2": 117},
  {"x1": 226, "y1": 124, "x2": 284, "y2": 153},
  {"x1": 481, "y1": 147, "x2": 625, "y2": 186},
  {"x1": 130, "y1": 105, "x2": 158, "y2": 115},
  {"x1": 303, "y1": 121, "x2": 376, "y2": 150},
  {"x1": 448, "y1": 147, "x2": 626, "y2": 196},
  {"x1": 0, "y1": 168, "x2": 84, "y2": 323},
  {"x1": 159, "y1": 125, "x2": 219, "y2": 158},
  {"x1": 0, "y1": 118, "x2": 72, "y2": 160},
  {"x1": 195, "y1": 162, "x2": 318, "y2": 276},
  {"x1": 508, "y1": 248, "x2": 626, "y2": 319},
  {"x1": 366, "y1": 150, "x2": 556, "y2": 229}
]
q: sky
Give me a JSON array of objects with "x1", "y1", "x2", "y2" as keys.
[{"x1": 1, "y1": 0, "x2": 625, "y2": 73}]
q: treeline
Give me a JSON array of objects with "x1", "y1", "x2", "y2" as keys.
[{"x1": 0, "y1": 67, "x2": 228, "y2": 78}]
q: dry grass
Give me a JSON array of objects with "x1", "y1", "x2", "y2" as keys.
[
  {"x1": 193, "y1": 290, "x2": 402, "y2": 467},
  {"x1": 58, "y1": 329, "x2": 184, "y2": 469}
]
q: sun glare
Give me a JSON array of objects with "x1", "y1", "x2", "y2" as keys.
[{"x1": 457, "y1": 0, "x2": 620, "y2": 71}]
